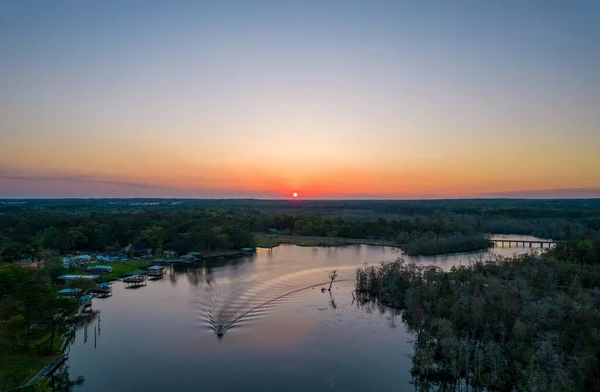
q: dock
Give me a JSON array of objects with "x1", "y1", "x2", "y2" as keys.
[
  {"x1": 123, "y1": 270, "x2": 147, "y2": 287},
  {"x1": 93, "y1": 282, "x2": 112, "y2": 297},
  {"x1": 22, "y1": 354, "x2": 67, "y2": 388},
  {"x1": 146, "y1": 265, "x2": 165, "y2": 278}
]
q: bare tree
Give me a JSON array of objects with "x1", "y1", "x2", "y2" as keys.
[{"x1": 328, "y1": 270, "x2": 337, "y2": 292}]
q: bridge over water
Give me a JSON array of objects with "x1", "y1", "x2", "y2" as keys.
[{"x1": 491, "y1": 239, "x2": 558, "y2": 248}]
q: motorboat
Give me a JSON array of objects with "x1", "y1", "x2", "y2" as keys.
[{"x1": 215, "y1": 324, "x2": 225, "y2": 337}]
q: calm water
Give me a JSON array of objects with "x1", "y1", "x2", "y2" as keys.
[{"x1": 66, "y1": 236, "x2": 545, "y2": 391}]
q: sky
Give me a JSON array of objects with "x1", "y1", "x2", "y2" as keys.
[{"x1": 1, "y1": 0, "x2": 599, "y2": 199}]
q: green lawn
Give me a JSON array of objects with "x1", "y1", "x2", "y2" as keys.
[
  {"x1": 1, "y1": 334, "x2": 65, "y2": 389},
  {"x1": 254, "y1": 234, "x2": 397, "y2": 248},
  {"x1": 88, "y1": 259, "x2": 152, "y2": 281},
  {"x1": 1, "y1": 353, "x2": 54, "y2": 389}
]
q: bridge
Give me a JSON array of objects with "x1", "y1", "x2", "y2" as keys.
[{"x1": 491, "y1": 239, "x2": 558, "y2": 248}]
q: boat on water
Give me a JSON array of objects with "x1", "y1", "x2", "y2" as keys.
[{"x1": 215, "y1": 325, "x2": 225, "y2": 337}]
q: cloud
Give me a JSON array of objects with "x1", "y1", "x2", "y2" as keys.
[
  {"x1": 481, "y1": 187, "x2": 600, "y2": 198},
  {"x1": 0, "y1": 173, "x2": 169, "y2": 190},
  {"x1": 0, "y1": 170, "x2": 282, "y2": 198}
]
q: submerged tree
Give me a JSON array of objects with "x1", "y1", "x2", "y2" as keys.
[{"x1": 328, "y1": 270, "x2": 337, "y2": 292}]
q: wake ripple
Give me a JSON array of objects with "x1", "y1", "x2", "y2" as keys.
[{"x1": 196, "y1": 265, "x2": 358, "y2": 335}]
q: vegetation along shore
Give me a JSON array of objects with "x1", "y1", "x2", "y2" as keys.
[{"x1": 1, "y1": 199, "x2": 599, "y2": 389}]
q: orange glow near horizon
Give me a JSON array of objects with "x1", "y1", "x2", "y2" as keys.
[{"x1": 1, "y1": 2, "x2": 599, "y2": 199}]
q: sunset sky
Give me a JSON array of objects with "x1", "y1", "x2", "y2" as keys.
[{"x1": 1, "y1": 1, "x2": 599, "y2": 198}]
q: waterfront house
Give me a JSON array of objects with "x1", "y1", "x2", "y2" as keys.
[
  {"x1": 71, "y1": 255, "x2": 93, "y2": 266},
  {"x1": 181, "y1": 252, "x2": 202, "y2": 262},
  {"x1": 132, "y1": 242, "x2": 153, "y2": 257},
  {"x1": 180, "y1": 254, "x2": 196, "y2": 263},
  {"x1": 58, "y1": 274, "x2": 99, "y2": 281},
  {"x1": 47, "y1": 249, "x2": 61, "y2": 256},
  {"x1": 164, "y1": 250, "x2": 178, "y2": 257},
  {"x1": 97, "y1": 253, "x2": 127, "y2": 262},
  {"x1": 57, "y1": 288, "x2": 82, "y2": 298},
  {"x1": 87, "y1": 265, "x2": 113, "y2": 274}
]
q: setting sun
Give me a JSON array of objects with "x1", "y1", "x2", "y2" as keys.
[{"x1": 293, "y1": 192, "x2": 298, "y2": 198}]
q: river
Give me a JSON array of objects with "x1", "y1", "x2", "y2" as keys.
[{"x1": 64, "y1": 235, "x2": 549, "y2": 391}]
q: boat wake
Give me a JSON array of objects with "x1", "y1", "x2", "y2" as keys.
[{"x1": 195, "y1": 265, "x2": 358, "y2": 336}]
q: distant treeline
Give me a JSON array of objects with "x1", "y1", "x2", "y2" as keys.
[
  {"x1": 355, "y1": 239, "x2": 600, "y2": 391},
  {"x1": 0, "y1": 199, "x2": 599, "y2": 259}
]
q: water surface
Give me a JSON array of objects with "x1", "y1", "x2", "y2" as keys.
[{"x1": 67, "y1": 236, "x2": 543, "y2": 391}]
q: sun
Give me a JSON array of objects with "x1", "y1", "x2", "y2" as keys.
[{"x1": 293, "y1": 192, "x2": 298, "y2": 198}]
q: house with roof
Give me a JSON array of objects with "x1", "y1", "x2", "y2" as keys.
[
  {"x1": 131, "y1": 242, "x2": 153, "y2": 257},
  {"x1": 73, "y1": 254, "x2": 92, "y2": 263},
  {"x1": 97, "y1": 253, "x2": 127, "y2": 262},
  {"x1": 87, "y1": 265, "x2": 113, "y2": 274}
]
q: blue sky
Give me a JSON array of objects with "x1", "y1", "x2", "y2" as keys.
[{"x1": 1, "y1": 1, "x2": 599, "y2": 198}]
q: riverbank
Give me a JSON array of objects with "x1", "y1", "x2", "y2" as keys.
[
  {"x1": 1, "y1": 333, "x2": 66, "y2": 389},
  {"x1": 254, "y1": 234, "x2": 494, "y2": 256},
  {"x1": 255, "y1": 234, "x2": 397, "y2": 248}
]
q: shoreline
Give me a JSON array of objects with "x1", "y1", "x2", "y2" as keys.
[
  {"x1": 254, "y1": 234, "x2": 495, "y2": 256},
  {"x1": 255, "y1": 234, "x2": 398, "y2": 248},
  {"x1": 22, "y1": 235, "x2": 537, "y2": 388}
]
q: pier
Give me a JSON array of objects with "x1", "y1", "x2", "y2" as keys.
[
  {"x1": 22, "y1": 354, "x2": 67, "y2": 389},
  {"x1": 123, "y1": 270, "x2": 147, "y2": 287},
  {"x1": 491, "y1": 239, "x2": 558, "y2": 248}
]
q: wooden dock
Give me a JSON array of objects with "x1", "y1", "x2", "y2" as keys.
[
  {"x1": 22, "y1": 354, "x2": 67, "y2": 389},
  {"x1": 123, "y1": 271, "x2": 147, "y2": 287}
]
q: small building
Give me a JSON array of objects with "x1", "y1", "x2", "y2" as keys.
[
  {"x1": 73, "y1": 255, "x2": 92, "y2": 263},
  {"x1": 240, "y1": 247, "x2": 255, "y2": 255},
  {"x1": 97, "y1": 253, "x2": 127, "y2": 262},
  {"x1": 180, "y1": 254, "x2": 196, "y2": 263},
  {"x1": 57, "y1": 288, "x2": 82, "y2": 298},
  {"x1": 93, "y1": 282, "x2": 112, "y2": 295},
  {"x1": 164, "y1": 250, "x2": 178, "y2": 258},
  {"x1": 181, "y1": 252, "x2": 202, "y2": 262},
  {"x1": 131, "y1": 242, "x2": 153, "y2": 256},
  {"x1": 80, "y1": 294, "x2": 93, "y2": 310},
  {"x1": 267, "y1": 228, "x2": 278, "y2": 236},
  {"x1": 87, "y1": 265, "x2": 113, "y2": 274},
  {"x1": 57, "y1": 274, "x2": 99, "y2": 281}
]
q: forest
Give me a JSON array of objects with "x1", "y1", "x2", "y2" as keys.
[
  {"x1": 1, "y1": 198, "x2": 599, "y2": 261},
  {"x1": 355, "y1": 239, "x2": 600, "y2": 391},
  {"x1": 1, "y1": 199, "x2": 600, "y2": 389},
  {"x1": 0, "y1": 259, "x2": 90, "y2": 389}
]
